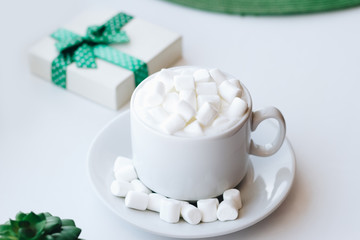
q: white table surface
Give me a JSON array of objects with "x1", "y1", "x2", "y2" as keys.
[{"x1": 1, "y1": 0, "x2": 359, "y2": 239}]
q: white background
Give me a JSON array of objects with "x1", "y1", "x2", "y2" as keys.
[{"x1": 1, "y1": 0, "x2": 360, "y2": 239}]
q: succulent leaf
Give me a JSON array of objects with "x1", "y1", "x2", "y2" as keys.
[
  {"x1": 44, "y1": 217, "x2": 61, "y2": 234},
  {"x1": 59, "y1": 220, "x2": 75, "y2": 227},
  {"x1": 0, "y1": 212, "x2": 81, "y2": 240},
  {"x1": 0, "y1": 224, "x2": 11, "y2": 233},
  {"x1": 10, "y1": 220, "x2": 19, "y2": 233},
  {"x1": 15, "y1": 213, "x2": 26, "y2": 221}
]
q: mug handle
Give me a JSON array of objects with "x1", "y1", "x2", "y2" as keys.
[{"x1": 249, "y1": 107, "x2": 286, "y2": 157}]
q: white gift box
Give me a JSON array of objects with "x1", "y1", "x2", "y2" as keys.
[{"x1": 28, "y1": 10, "x2": 182, "y2": 110}]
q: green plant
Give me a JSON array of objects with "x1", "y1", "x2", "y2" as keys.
[{"x1": 0, "y1": 212, "x2": 81, "y2": 240}]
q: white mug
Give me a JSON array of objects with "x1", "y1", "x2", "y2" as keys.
[{"x1": 130, "y1": 67, "x2": 286, "y2": 201}]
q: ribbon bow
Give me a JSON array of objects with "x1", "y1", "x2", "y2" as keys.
[{"x1": 51, "y1": 13, "x2": 148, "y2": 88}]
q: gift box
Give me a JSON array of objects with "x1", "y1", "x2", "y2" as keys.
[{"x1": 28, "y1": 10, "x2": 182, "y2": 110}]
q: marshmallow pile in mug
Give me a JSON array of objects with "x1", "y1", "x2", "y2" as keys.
[
  {"x1": 111, "y1": 156, "x2": 243, "y2": 224},
  {"x1": 133, "y1": 68, "x2": 248, "y2": 137}
]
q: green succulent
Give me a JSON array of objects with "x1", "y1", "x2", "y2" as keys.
[{"x1": 0, "y1": 212, "x2": 81, "y2": 240}]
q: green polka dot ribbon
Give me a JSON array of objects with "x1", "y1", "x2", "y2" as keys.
[{"x1": 51, "y1": 13, "x2": 148, "y2": 89}]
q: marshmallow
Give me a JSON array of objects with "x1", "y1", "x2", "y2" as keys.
[
  {"x1": 223, "y1": 189, "x2": 242, "y2": 209},
  {"x1": 145, "y1": 94, "x2": 164, "y2": 108},
  {"x1": 147, "y1": 106, "x2": 169, "y2": 123},
  {"x1": 161, "y1": 113, "x2": 186, "y2": 134},
  {"x1": 179, "y1": 90, "x2": 197, "y2": 110},
  {"x1": 113, "y1": 156, "x2": 132, "y2": 173},
  {"x1": 181, "y1": 204, "x2": 202, "y2": 225},
  {"x1": 196, "y1": 82, "x2": 218, "y2": 95},
  {"x1": 218, "y1": 81, "x2": 241, "y2": 103},
  {"x1": 155, "y1": 69, "x2": 175, "y2": 92},
  {"x1": 145, "y1": 81, "x2": 166, "y2": 107},
  {"x1": 170, "y1": 199, "x2": 189, "y2": 208},
  {"x1": 131, "y1": 179, "x2": 152, "y2": 194},
  {"x1": 134, "y1": 67, "x2": 249, "y2": 137},
  {"x1": 176, "y1": 100, "x2": 196, "y2": 122},
  {"x1": 220, "y1": 99, "x2": 230, "y2": 112},
  {"x1": 183, "y1": 120, "x2": 203, "y2": 136},
  {"x1": 152, "y1": 80, "x2": 166, "y2": 95},
  {"x1": 147, "y1": 193, "x2": 167, "y2": 212},
  {"x1": 196, "y1": 102, "x2": 218, "y2": 127},
  {"x1": 227, "y1": 97, "x2": 248, "y2": 118},
  {"x1": 181, "y1": 69, "x2": 194, "y2": 76},
  {"x1": 197, "y1": 198, "x2": 219, "y2": 222},
  {"x1": 228, "y1": 78, "x2": 241, "y2": 88},
  {"x1": 193, "y1": 69, "x2": 212, "y2": 82},
  {"x1": 174, "y1": 75, "x2": 195, "y2": 91},
  {"x1": 197, "y1": 95, "x2": 221, "y2": 110},
  {"x1": 110, "y1": 180, "x2": 133, "y2": 197},
  {"x1": 162, "y1": 92, "x2": 179, "y2": 113},
  {"x1": 209, "y1": 68, "x2": 227, "y2": 85},
  {"x1": 217, "y1": 200, "x2": 238, "y2": 221},
  {"x1": 114, "y1": 165, "x2": 138, "y2": 182},
  {"x1": 160, "y1": 199, "x2": 181, "y2": 223},
  {"x1": 210, "y1": 116, "x2": 239, "y2": 133},
  {"x1": 211, "y1": 116, "x2": 229, "y2": 127},
  {"x1": 125, "y1": 190, "x2": 149, "y2": 210}
]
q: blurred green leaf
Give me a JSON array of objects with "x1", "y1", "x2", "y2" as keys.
[
  {"x1": 10, "y1": 220, "x2": 19, "y2": 233},
  {"x1": 44, "y1": 217, "x2": 61, "y2": 234},
  {"x1": 16, "y1": 212, "x2": 26, "y2": 221},
  {"x1": 60, "y1": 220, "x2": 75, "y2": 227},
  {"x1": 0, "y1": 212, "x2": 81, "y2": 240},
  {"x1": 43, "y1": 213, "x2": 52, "y2": 217},
  {"x1": 18, "y1": 221, "x2": 30, "y2": 228},
  {"x1": 0, "y1": 224, "x2": 11, "y2": 233},
  {"x1": 24, "y1": 212, "x2": 42, "y2": 224},
  {"x1": 19, "y1": 227, "x2": 36, "y2": 238}
]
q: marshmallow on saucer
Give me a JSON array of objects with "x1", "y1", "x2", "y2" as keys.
[
  {"x1": 181, "y1": 204, "x2": 202, "y2": 225},
  {"x1": 147, "y1": 193, "x2": 167, "y2": 212},
  {"x1": 125, "y1": 190, "x2": 149, "y2": 211},
  {"x1": 110, "y1": 180, "x2": 133, "y2": 197},
  {"x1": 160, "y1": 199, "x2": 181, "y2": 223},
  {"x1": 113, "y1": 156, "x2": 133, "y2": 173},
  {"x1": 197, "y1": 198, "x2": 219, "y2": 222},
  {"x1": 217, "y1": 200, "x2": 238, "y2": 221},
  {"x1": 114, "y1": 164, "x2": 138, "y2": 182},
  {"x1": 223, "y1": 189, "x2": 242, "y2": 209},
  {"x1": 131, "y1": 179, "x2": 152, "y2": 194}
]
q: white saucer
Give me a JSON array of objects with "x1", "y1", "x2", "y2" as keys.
[{"x1": 88, "y1": 110, "x2": 296, "y2": 239}]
